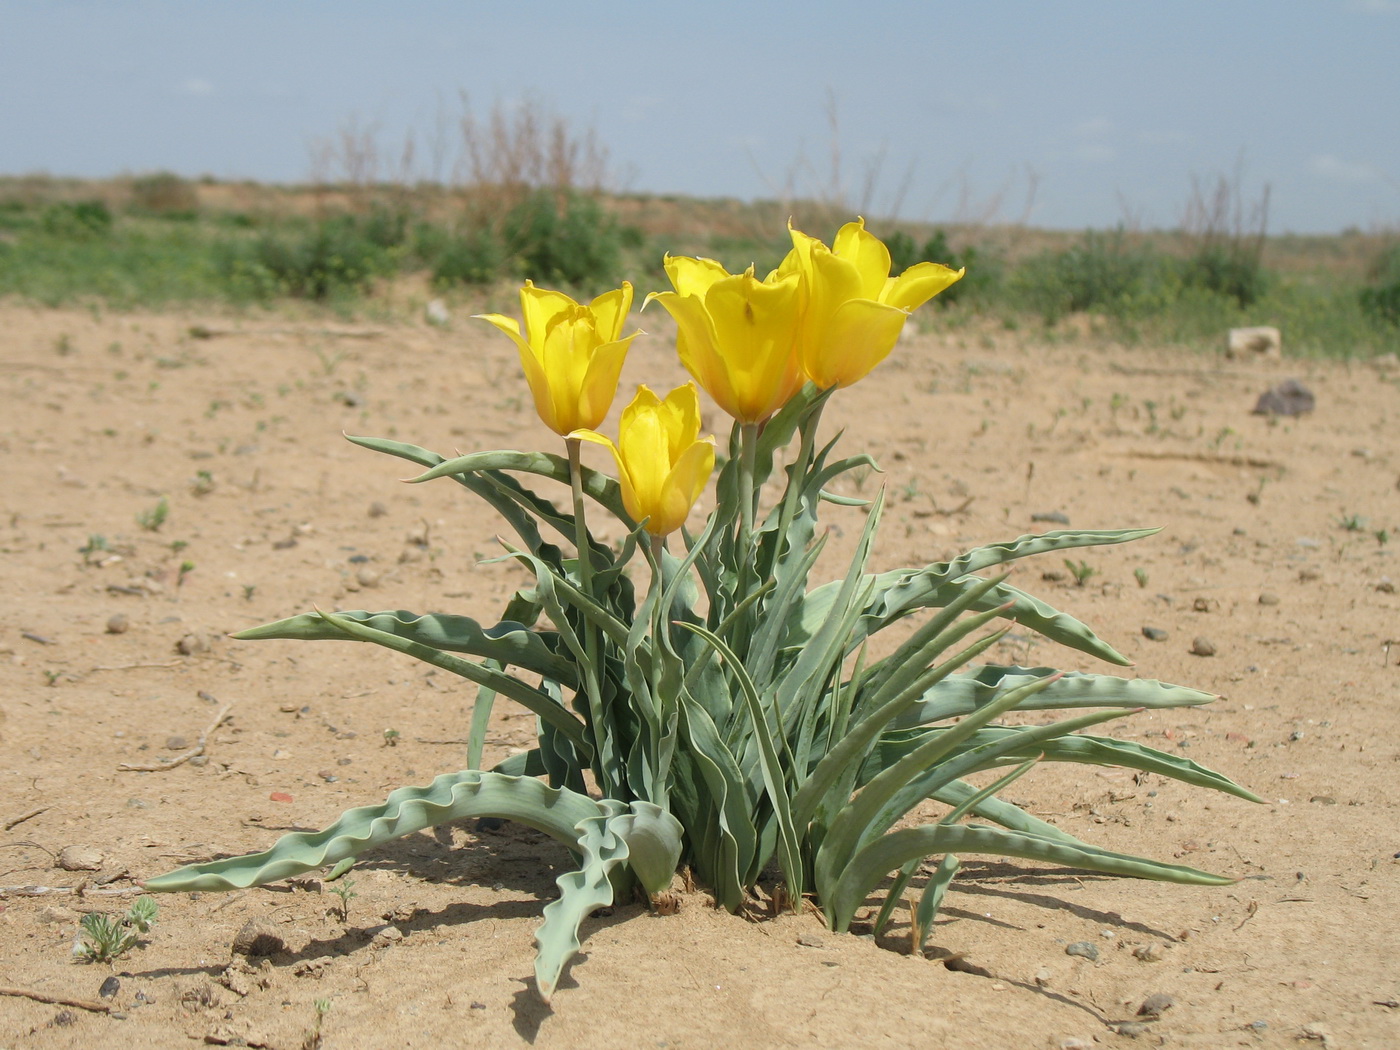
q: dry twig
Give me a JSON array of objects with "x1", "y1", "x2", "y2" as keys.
[
  {"x1": 3, "y1": 806, "x2": 50, "y2": 831},
  {"x1": 0, "y1": 985, "x2": 111, "y2": 1014},
  {"x1": 118, "y1": 702, "x2": 233, "y2": 773}
]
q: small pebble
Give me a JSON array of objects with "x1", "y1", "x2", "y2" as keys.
[
  {"x1": 470, "y1": 1001, "x2": 487, "y2": 1010},
  {"x1": 1031, "y1": 511, "x2": 1070, "y2": 525},
  {"x1": 1141, "y1": 626, "x2": 1168, "y2": 642},
  {"x1": 1190, "y1": 636, "x2": 1216, "y2": 657},
  {"x1": 165, "y1": 735, "x2": 189, "y2": 750},
  {"x1": 176, "y1": 633, "x2": 207, "y2": 656},
  {"x1": 105, "y1": 613, "x2": 130, "y2": 635},
  {"x1": 368, "y1": 925, "x2": 404, "y2": 948},
  {"x1": 1064, "y1": 941, "x2": 1099, "y2": 961},
  {"x1": 1298, "y1": 567, "x2": 1322, "y2": 583},
  {"x1": 1114, "y1": 1022, "x2": 1151, "y2": 1038},
  {"x1": 1034, "y1": 966, "x2": 1052, "y2": 986},
  {"x1": 1300, "y1": 1021, "x2": 1332, "y2": 1043},
  {"x1": 231, "y1": 918, "x2": 285, "y2": 957},
  {"x1": 368, "y1": 501, "x2": 388, "y2": 518},
  {"x1": 1138, "y1": 992, "x2": 1175, "y2": 1017},
  {"x1": 57, "y1": 845, "x2": 104, "y2": 871},
  {"x1": 1132, "y1": 943, "x2": 1163, "y2": 962},
  {"x1": 99, "y1": 975, "x2": 120, "y2": 999},
  {"x1": 1258, "y1": 592, "x2": 1280, "y2": 606}
]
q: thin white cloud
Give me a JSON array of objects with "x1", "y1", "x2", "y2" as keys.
[
  {"x1": 1310, "y1": 153, "x2": 1381, "y2": 183},
  {"x1": 178, "y1": 78, "x2": 214, "y2": 97}
]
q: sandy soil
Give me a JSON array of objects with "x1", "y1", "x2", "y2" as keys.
[{"x1": 1, "y1": 301, "x2": 1397, "y2": 1049}]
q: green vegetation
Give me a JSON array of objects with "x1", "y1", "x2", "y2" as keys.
[
  {"x1": 0, "y1": 173, "x2": 1396, "y2": 356},
  {"x1": 73, "y1": 896, "x2": 159, "y2": 963}
]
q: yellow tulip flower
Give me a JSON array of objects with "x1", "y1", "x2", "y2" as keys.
[
  {"x1": 647, "y1": 256, "x2": 804, "y2": 424},
  {"x1": 573, "y1": 383, "x2": 715, "y2": 537},
  {"x1": 475, "y1": 281, "x2": 639, "y2": 436},
  {"x1": 781, "y1": 218, "x2": 964, "y2": 390}
]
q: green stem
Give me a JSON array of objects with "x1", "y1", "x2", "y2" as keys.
[
  {"x1": 772, "y1": 400, "x2": 826, "y2": 569},
  {"x1": 737, "y1": 422, "x2": 760, "y2": 557},
  {"x1": 647, "y1": 531, "x2": 669, "y2": 808},
  {"x1": 567, "y1": 437, "x2": 611, "y2": 793}
]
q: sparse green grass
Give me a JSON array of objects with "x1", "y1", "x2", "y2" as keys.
[{"x1": 0, "y1": 178, "x2": 1395, "y2": 357}]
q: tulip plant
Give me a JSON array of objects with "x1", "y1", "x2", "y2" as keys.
[{"x1": 145, "y1": 219, "x2": 1255, "y2": 1002}]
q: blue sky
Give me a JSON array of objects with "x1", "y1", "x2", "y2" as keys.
[{"x1": 2, "y1": 1, "x2": 1397, "y2": 233}]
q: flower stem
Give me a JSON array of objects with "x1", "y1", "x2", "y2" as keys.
[
  {"x1": 738, "y1": 422, "x2": 760, "y2": 556},
  {"x1": 773, "y1": 400, "x2": 826, "y2": 560},
  {"x1": 567, "y1": 437, "x2": 610, "y2": 793}
]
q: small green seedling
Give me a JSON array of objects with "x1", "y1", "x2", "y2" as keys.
[
  {"x1": 177, "y1": 560, "x2": 196, "y2": 587},
  {"x1": 303, "y1": 998, "x2": 332, "y2": 1050},
  {"x1": 382, "y1": 728, "x2": 401, "y2": 747},
  {"x1": 327, "y1": 877, "x2": 358, "y2": 922},
  {"x1": 80, "y1": 534, "x2": 110, "y2": 555},
  {"x1": 137, "y1": 497, "x2": 169, "y2": 532},
  {"x1": 1064, "y1": 558, "x2": 1098, "y2": 587},
  {"x1": 73, "y1": 896, "x2": 158, "y2": 963},
  {"x1": 1134, "y1": 567, "x2": 1149, "y2": 589},
  {"x1": 1338, "y1": 513, "x2": 1366, "y2": 532}
]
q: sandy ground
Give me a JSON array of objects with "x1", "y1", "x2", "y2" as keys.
[{"x1": 1, "y1": 301, "x2": 1398, "y2": 1049}]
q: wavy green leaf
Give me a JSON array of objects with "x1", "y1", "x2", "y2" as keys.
[
  {"x1": 896, "y1": 665, "x2": 1216, "y2": 727},
  {"x1": 829, "y1": 823, "x2": 1233, "y2": 931},
  {"x1": 534, "y1": 801, "x2": 682, "y2": 1003},
  {"x1": 233, "y1": 609, "x2": 577, "y2": 688},
  {"x1": 143, "y1": 771, "x2": 603, "y2": 892}
]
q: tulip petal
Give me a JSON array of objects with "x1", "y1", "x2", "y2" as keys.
[
  {"x1": 883, "y1": 263, "x2": 966, "y2": 312},
  {"x1": 520, "y1": 282, "x2": 578, "y2": 342},
  {"x1": 649, "y1": 291, "x2": 747, "y2": 423},
  {"x1": 806, "y1": 298, "x2": 910, "y2": 389},
  {"x1": 618, "y1": 394, "x2": 672, "y2": 528},
  {"x1": 573, "y1": 333, "x2": 638, "y2": 433},
  {"x1": 663, "y1": 255, "x2": 730, "y2": 298},
  {"x1": 832, "y1": 218, "x2": 893, "y2": 300},
  {"x1": 699, "y1": 271, "x2": 803, "y2": 423},
  {"x1": 654, "y1": 437, "x2": 716, "y2": 535},
  {"x1": 587, "y1": 282, "x2": 634, "y2": 342},
  {"x1": 657, "y1": 382, "x2": 702, "y2": 462}
]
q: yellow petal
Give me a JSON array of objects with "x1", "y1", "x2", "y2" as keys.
[
  {"x1": 804, "y1": 298, "x2": 909, "y2": 389},
  {"x1": 618, "y1": 391, "x2": 671, "y2": 527},
  {"x1": 573, "y1": 332, "x2": 637, "y2": 432},
  {"x1": 832, "y1": 218, "x2": 892, "y2": 299},
  {"x1": 651, "y1": 437, "x2": 715, "y2": 535},
  {"x1": 663, "y1": 254, "x2": 731, "y2": 298},
  {"x1": 883, "y1": 263, "x2": 965, "y2": 311},
  {"x1": 649, "y1": 290, "x2": 747, "y2": 422},
  {"x1": 656, "y1": 382, "x2": 702, "y2": 461},
  {"x1": 537, "y1": 315, "x2": 597, "y2": 435},
  {"x1": 519, "y1": 281, "x2": 579, "y2": 341},
  {"x1": 699, "y1": 271, "x2": 803, "y2": 423},
  {"x1": 587, "y1": 282, "x2": 634, "y2": 342}
]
